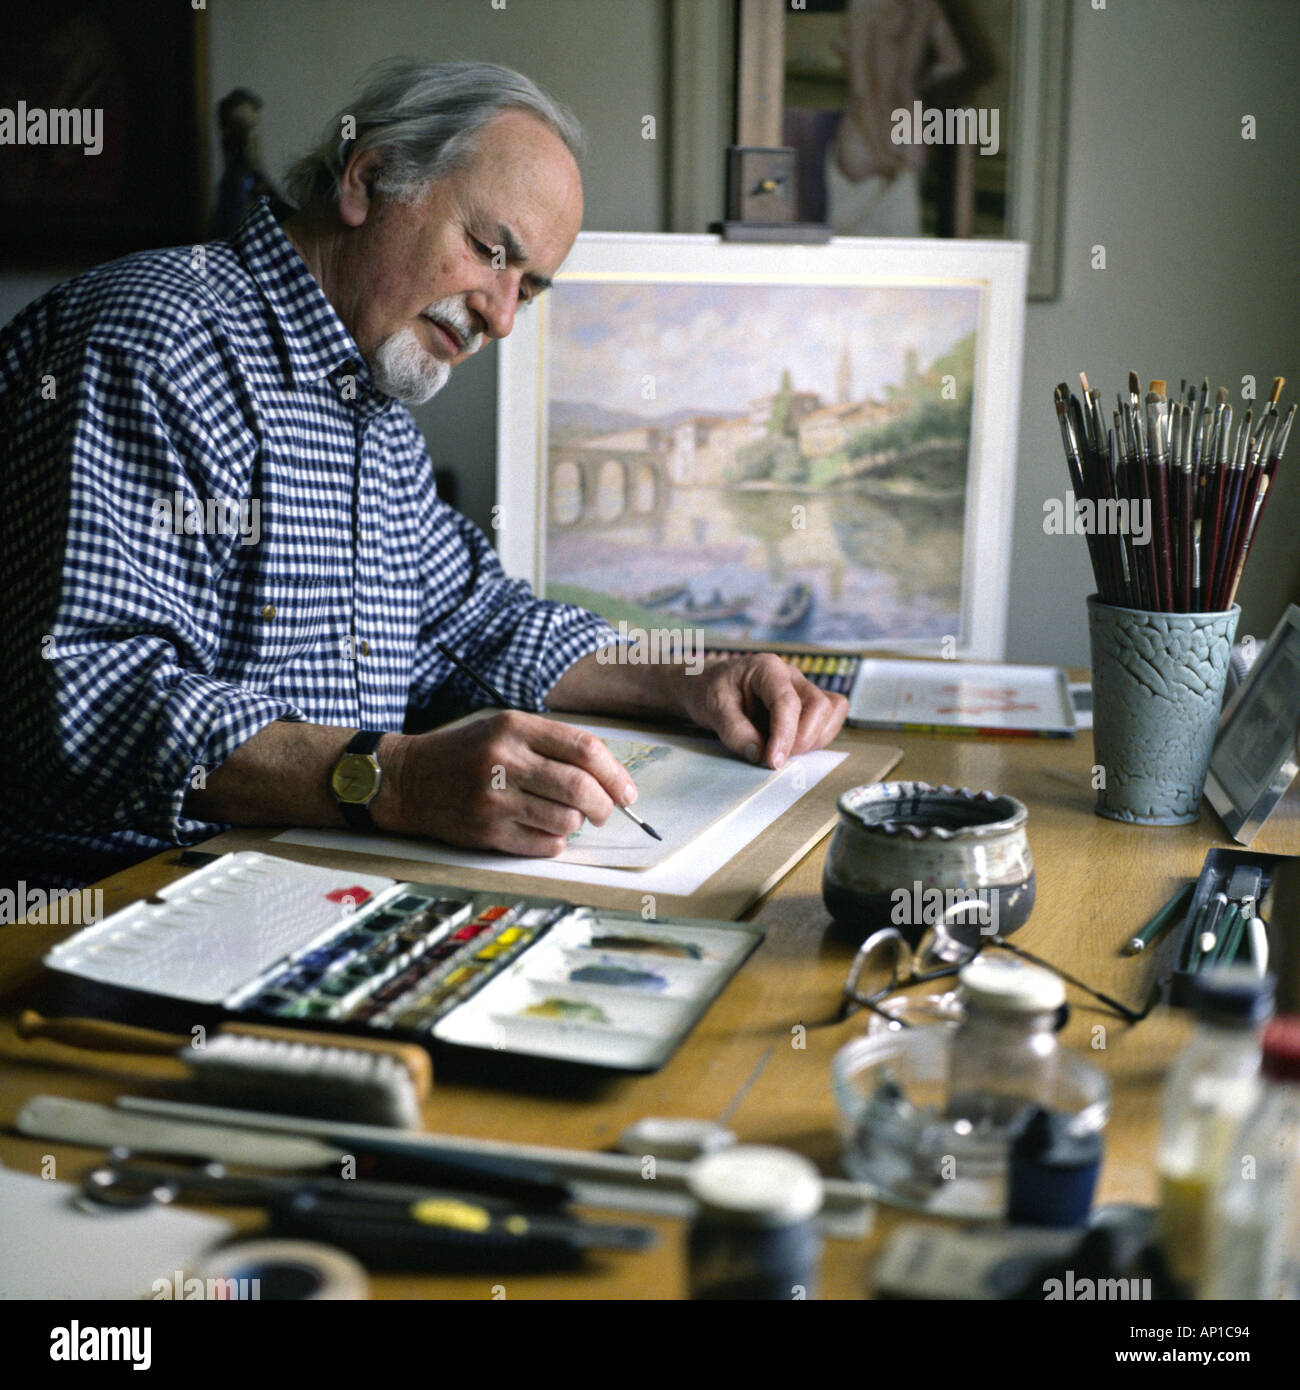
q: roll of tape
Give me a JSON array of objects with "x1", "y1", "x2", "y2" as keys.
[{"x1": 193, "y1": 1240, "x2": 368, "y2": 1301}]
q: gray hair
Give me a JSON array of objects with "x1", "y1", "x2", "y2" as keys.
[{"x1": 284, "y1": 58, "x2": 584, "y2": 211}]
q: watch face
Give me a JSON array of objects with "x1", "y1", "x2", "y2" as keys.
[{"x1": 332, "y1": 752, "x2": 380, "y2": 804}]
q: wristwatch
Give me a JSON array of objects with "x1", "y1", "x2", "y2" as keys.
[{"x1": 330, "y1": 730, "x2": 385, "y2": 832}]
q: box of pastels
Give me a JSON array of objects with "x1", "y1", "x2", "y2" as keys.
[{"x1": 42, "y1": 852, "x2": 765, "y2": 1072}]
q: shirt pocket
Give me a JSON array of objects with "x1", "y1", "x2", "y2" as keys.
[{"x1": 224, "y1": 569, "x2": 337, "y2": 685}]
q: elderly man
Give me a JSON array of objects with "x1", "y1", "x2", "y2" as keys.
[{"x1": 0, "y1": 60, "x2": 846, "y2": 894}]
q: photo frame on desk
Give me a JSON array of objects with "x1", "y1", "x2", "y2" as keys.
[
  {"x1": 196, "y1": 723, "x2": 902, "y2": 921},
  {"x1": 496, "y1": 232, "x2": 1026, "y2": 661},
  {"x1": 1205, "y1": 604, "x2": 1300, "y2": 845}
]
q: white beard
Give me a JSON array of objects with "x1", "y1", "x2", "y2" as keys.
[
  {"x1": 369, "y1": 296, "x2": 483, "y2": 407},
  {"x1": 370, "y1": 327, "x2": 451, "y2": 406}
]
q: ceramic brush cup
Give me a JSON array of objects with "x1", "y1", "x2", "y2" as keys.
[{"x1": 1086, "y1": 595, "x2": 1239, "y2": 825}]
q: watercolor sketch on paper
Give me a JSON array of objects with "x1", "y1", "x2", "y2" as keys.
[
  {"x1": 558, "y1": 729, "x2": 781, "y2": 871},
  {"x1": 542, "y1": 279, "x2": 982, "y2": 650}
]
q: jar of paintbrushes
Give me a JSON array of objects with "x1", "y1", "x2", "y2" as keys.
[{"x1": 1053, "y1": 373, "x2": 1292, "y2": 825}]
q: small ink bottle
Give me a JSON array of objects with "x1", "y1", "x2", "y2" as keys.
[
  {"x1": 686, "y1": 1145, "x2": 823, "y2": 1300},
  {"x1": 947, "y1": 955, "x2": 1067, "y2": 1127}
]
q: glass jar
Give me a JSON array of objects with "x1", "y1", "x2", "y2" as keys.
[
  {"x1": 1202, "y1": 1015, "x2": 1300, "y2": 1299},
  {"x1": 946, "y1": 954, "x2": 1066, "y2": 1128}
]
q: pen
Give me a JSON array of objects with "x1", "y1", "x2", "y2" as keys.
[{"x1": 434, "y1": 640, "x2": 663, "y2": 842}]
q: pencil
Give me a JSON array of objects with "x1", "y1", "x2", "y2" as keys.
[
  {"x1": 434, "y1": 641, "x2": 663, "y2": 841},
  {"x1": 1125, "y1": 881, "x2": 1193, "y2": 956},
  {"x1": 1188, "y1": 892, "x2": 1229, "y2": 973},
  {"x1": 1207, "y1": 904, "x2": 1246, "y2": 968}
]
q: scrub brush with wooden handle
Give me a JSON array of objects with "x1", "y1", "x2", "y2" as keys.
[{"x1": 17, "y1": 1011, "x2": 431, "y2": 1128}]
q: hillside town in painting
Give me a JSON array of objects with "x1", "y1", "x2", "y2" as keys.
[{"x1": 543, "y1": 280, "x2": 981, "y2": 649}]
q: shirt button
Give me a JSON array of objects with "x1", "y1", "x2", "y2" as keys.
[
  {"x1": 358, "y1": 640, "x2": 371, "y2": 656},
  {"x1": 261, "y1": 604, "x2": 276, "y2": 621}
]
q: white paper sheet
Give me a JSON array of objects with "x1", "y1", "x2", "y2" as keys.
[
  {"x1": 557, "y1": 730, "x2": 781, "y2": 867},
  {"x1": 275, "y1": 745, "x2": 846, "y2": 897},
  {"x1": 0, "y1": 1168, "x2": 232, "y2": 1300}
]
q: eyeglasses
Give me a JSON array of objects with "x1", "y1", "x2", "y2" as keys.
[{"x1": 839, "y1": 910, "x2": 1153, "y2": 1028}]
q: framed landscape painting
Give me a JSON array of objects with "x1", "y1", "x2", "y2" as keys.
[{"x1": 496, "y1": 232, "x2": 1026, "y2": 660}]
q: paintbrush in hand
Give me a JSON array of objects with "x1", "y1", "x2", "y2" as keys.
[{"x1": 434, "y1": 641, "x2": 662, "y2": 841}]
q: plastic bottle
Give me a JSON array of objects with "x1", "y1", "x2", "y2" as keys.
[
  {"x1": 1202, "y1": 1014, "x2": 1300, "y2": 1299},
  {"x1": 1154, "y1": 966, "x2": 1273, "y2": 1292}
]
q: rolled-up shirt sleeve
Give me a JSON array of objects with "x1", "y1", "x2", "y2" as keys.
[
  {"x1": 13, "y1": 336, "x2": 302, "y2": 844},
  {"x1": 411, "y1": 499, "x2": 619, "y2": 712}
]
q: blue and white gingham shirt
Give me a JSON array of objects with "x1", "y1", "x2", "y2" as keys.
[{"x1": 0, "y1": 200, "x2": 615, "y2": 892}]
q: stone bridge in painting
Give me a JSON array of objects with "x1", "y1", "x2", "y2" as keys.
[{"x1": 548, "y1": 447, "x2": 669, "y2": 529}]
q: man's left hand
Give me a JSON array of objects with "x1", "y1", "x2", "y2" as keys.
[
  {"x1": 677, "y1": 654, "x2": 849, "y2": 768},
  {"x1": 546, "y1": 648, "x2": 849, "y2": 769}
]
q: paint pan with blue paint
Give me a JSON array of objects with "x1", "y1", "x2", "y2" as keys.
[{"x1": 569, "y1": 963, "x2": 670, "y2": 991}]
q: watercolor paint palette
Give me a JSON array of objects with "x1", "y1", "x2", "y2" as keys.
[
  {"x1": 44, "y1": 852, "x2": 764, "y2": 1073},
  {"x1": 704, "y1": 647, "x2": 860, "y2": 696}
]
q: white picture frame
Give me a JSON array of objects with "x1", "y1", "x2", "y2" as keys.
[{"x1": 496, "y1": 231, "x2": 1027, "y2": 660}]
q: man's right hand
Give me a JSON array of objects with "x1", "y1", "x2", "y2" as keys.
[{"x1": 380, "y1": 712, "x2": 638, "y2": 857}]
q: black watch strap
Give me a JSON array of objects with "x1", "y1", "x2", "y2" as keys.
[
  {"x1": 346, "y1": 730, "x2": 384, "y2": 758},
  {"x1": 336, "y1": 729, "x2": 384, "y2": 832}
]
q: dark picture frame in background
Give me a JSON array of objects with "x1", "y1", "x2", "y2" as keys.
[
  {"x1": 496, "y1": 231, "x2": 1027, "y2": 661},
  {"x1": 1206, "y1": 605, "x2": 1300, "y2": 845},
  {"x1": 0, "y1": 2, "x2": 207, "y2": 262},
  {"x1": 736, "y1": 0, "x2": 1067, "y2": 300}
]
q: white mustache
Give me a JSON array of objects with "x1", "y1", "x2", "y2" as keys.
[{"x1": 422, "y1": 298, "x2": 483, "y2": 355}]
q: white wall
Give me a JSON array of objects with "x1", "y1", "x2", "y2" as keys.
[
  {"x1": 1008, "y1": 0, "x2": 1300, "y2": 662},
  {"x1": 207, "y1": 0, "x2": 1300, "y2": 662}
]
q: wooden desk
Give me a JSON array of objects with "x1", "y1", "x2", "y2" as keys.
[{"x1": 2, "y1": 725, "x2": 1296, "y2": 1300}]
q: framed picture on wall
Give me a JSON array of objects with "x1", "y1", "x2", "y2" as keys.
[
  {"x1": 740, "y1": 0, "x2": 1067, "y2": 300},
  {"x1": 496, "y1": 232, "x2": 1027, "y2": 660},
  {"x1": 0, "y1": 2, "x2": 206, "y2": 261}
]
